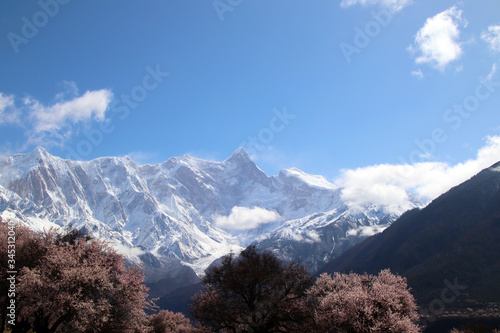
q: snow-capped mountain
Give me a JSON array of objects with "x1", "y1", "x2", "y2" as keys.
[
  {"x1": 254, "y1": 205, "x2": 401, "y2": 273},
  {"x1": 0, "y1": 147, "x2": 426, "y2": 278}
]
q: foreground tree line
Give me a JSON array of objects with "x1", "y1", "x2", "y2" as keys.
[{"x1": 1, "y1": 221, "x2": 423, "y2": 332}]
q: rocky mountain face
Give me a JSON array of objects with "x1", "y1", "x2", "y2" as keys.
[
  {"x1": 254, "y1": 205, "x2": 400, "y2": 273},
  {"x1": 320, "y1": 161, "x2": 500, "y2": 306},
  {"x1": 0, "y1": 147, "x2": 425, "y2": 281}
]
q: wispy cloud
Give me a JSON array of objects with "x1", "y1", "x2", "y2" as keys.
[
  {"x1": 346, "y1": 225, "x2": 388, "y2": 237},
  {"x1": 336, "y1": 136, "x2": 500, "y2": 211},
  {"x1": 411, "y1": 69, "x2": 424, "y2": 79},
  {"x1": 487, "y1": 63, "x2": 498, "y2": 81},
  {"x1": 409, "y1": 6, "x2": 467, "y2": 71},
  {"x1": 125, "y1": 151, "x2": 159, "y2": 165},
  {"x1": 482, "y1": 25, "x2": 500, "y2": 53},
  {"x1": 214, "y1": 206, "x2": 282, "y2": 231},
  {"x1": 340, "y1": 0, "x2": 412, "y2": 12},
  {"x1": 54, "y1": 80, "x2": 80, "y2": 101},
  {"x1": 0, "y1": 93, "x2": 14, "y2": 113},
  {"x1": 0, "y1": 83, "x2": 113, "y2": 148},
  {"x1": 0, "y1": 93, "x2": 20, "y2": 125},
  {"x1": 111, "y1": 242, "x2": 146, "y2": 262}
]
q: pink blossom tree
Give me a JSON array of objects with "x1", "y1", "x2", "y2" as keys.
[
  {"x1": 0, "y1": 220, "x2": 50, "y2": 333},
  {"x1": 0, "y1": 222, "x2": 152, "y2": 332},
  {"x1": 148, "y1": 309, "x2": 208, "y2": 333},
  {"x1": 307, "y1": 269, "x2": 420, "y2": 333}
]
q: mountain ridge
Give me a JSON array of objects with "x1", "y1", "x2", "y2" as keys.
[{"x1": 0, "y1": 147, "x2": 426, "y2": 279}]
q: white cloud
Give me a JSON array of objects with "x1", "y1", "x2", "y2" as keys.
[
  {"x1": 411, "y1": 69, "x2": 424, "y2": 79},
  {"x1": 336, "y1": 136, "x2": 500, "y2": 211},
  {"x1": 0, "y1": 93, "x2": 20, "y2": 124},
  {"x1": 0, "y1": 84, "x2": 113, "y2": 147},
  {"x1": 214, "y1": 206, "x2": 282, "y2": 231},
  {"x1": 409, "y1": 6, "x2": 466, "y2": 71},
  {"x1": 0, "y1": 93, "x2": 14, "y2": 111},
  {"x1": 111, "y1": 242, "x2": 146, "y2": 262},
  {"x1": 482, "y1": 25, "x2": 500, "y2": 53},
  {"x1": 55, "y1": 80, "x2": 80, "y2": 101},
  {"x1": 340, "y1": 0, "x2": 411, "y2": 12},
  {"x1": 125, "y1": 151, "x2": 159, "y2": 165},
  {"x1": 487, "y1": 63, "x2": 498, "y2": 81},
  {"x1": 30, "y1": 89, "x2": 113, "y2": 134},
  {"x1": 346, "y1": 225, "x2": 389, "y2": 237},
  {"x1": 284, "y1": 230, "x2": 321, "y2": 244},
  {"x1": 305, "y1": 230, "x2": 321, "y2": 243}
]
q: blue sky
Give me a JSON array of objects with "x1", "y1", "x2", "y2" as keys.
[{"x1": 1, "y1": 0, "x2": 499, "y2": 190}]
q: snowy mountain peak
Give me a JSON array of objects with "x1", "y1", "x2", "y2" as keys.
[
  {"x1": 279, "y1": 167, "x2": 338, "y2": 190},
  {"x1": 25, "y1": 146, "x2": 52, "y2": 163},
  {"x1": 176, "y1": 154, "x2": 212, "y2": 170},
  {"x1": 224, "y1": 147, "x2": 252, "y2": 165},
  {"x1": 1, "y1": 146, "x2": 58, "y2": 181},
  {"x1": 31, "y1": 146, "x2": 49, "y2": 157}
]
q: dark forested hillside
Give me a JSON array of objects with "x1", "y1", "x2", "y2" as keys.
[{"x1": 321, "y1": 161, "x2": 500, "y2": 306}]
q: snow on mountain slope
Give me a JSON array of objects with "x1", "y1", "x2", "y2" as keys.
[
  {"x1": 254, "y1": 204, "x2": 404, "y2": 272},
  {"x1": 279, "y1": 167, "x2": 338, "y2": 190},
  {"x1": 0, "y1": 147, "x2": 426, "y2": 277}
]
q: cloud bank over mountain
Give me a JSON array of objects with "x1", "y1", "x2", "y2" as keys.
[{"x1": 336, "y1": 135, "x2": 500, "y2": 210}]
